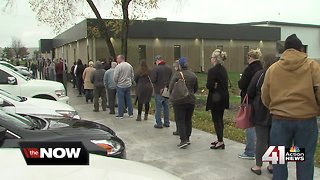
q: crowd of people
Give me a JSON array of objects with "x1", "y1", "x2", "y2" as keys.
[{"x1": 34, "y1": 33, "x2": 318, "y2": 180}]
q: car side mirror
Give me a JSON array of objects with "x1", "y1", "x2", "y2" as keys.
[
  {"x1": 0, "y1": 126, "x2": 6, "y2": 142},
  {"x1": 8, "y1": 77, "x2": 17, "y2": 85}
]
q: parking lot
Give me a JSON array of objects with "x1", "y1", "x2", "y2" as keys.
[{"x1": 67, "y1": 84, "x2": 320, "y2": 180}]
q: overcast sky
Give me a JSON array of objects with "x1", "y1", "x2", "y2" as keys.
[{"x1": 0, "y1": 0, "x2": 319, "y2": 48}]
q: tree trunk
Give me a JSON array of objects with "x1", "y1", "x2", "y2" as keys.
[
  {"x1": 86, "y1": 0, "x2": 116, "y2": 59},
  {"x1": 121, "y1": 0, "x2": 131, "y2": 61}
]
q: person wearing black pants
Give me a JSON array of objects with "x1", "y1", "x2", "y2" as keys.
[
  {"x1": 211, "y1": 109, "x2": 225, "y2": 144},
  {"x1": 75, "y1": 59, "x2": 85, "y2": 96},
  {"x1": 173, "y1": 103, "x2": 195, "y2": 145},
  {"x1": 169, "y1": 57, "x2": 198, "y2": 149},
  {"x1": 206, "y1": 49, "x2": 229, "y2": 150}
]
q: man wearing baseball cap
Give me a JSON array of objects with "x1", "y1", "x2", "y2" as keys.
[{"x1": 150, "y1": 55, "x2": 173, "y2": 128}]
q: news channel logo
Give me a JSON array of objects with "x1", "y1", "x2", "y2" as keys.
[
  {"x1": 19, "y1": 141, "x2": 89, "y2": 165},
  {"x1": 262, "y1": 146, "x2": 305, "y2": 164}
]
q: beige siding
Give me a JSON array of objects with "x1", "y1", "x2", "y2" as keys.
[{"x1": 54, "y1": 37, "x2": 276, "y2": 73}]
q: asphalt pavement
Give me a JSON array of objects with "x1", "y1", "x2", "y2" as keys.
[{"x1": 67, "y1": 84, "x2": 320, "y2": 180}]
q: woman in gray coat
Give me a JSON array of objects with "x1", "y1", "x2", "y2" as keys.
[{"x1": 134, "y1": 60, "x2": 153, "y2": 121}]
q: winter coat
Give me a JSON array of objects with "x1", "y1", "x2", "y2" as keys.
[
  {"x1": 169, "y1": 68, "x2": 198, "y2": 105},
  {"x1": 238, "y1": 60, "x2": 262, "y2": 101},
  {"x1": 91, "y1": 61, "x2": 106, "y2": 88},
  {"x1": 206, "y1": 64, "x2": 229, "y2": 111},
  {"x1": 262, "y1": 49, "x2": 320, "y2": 119},
  {"x1": 150, "y1": 62, "x2": 173, "y2": 94},
  {"x1": 135, "y1": 72, "x2": 153, "y2": 104},
  {"x1": 82, "y1": 66, "x2": 95, "y2": 90},
  {"x1": 247, "y1": 70, "x2": 271, "y2": 126}
]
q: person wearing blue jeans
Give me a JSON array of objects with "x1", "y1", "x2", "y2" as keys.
[
  {"x1": 239, "y1": 127, "x2": 256, "y2": 159},
  {"x1": 262, "y1": 34, "x2": 320, "y2": 180},
  {"x1": 150, "y1": 55, "x2": 173, "y2": 129},
  {"x1": 154, "y1": 94, "x2": 170, "y2": 127},
  {"x1": 113, "y1": 55, "x2": 135, "y2": 119},
  {"x1": 116, "y1": 87, "x2": 133, "y2": 117},
  {"x1": 270, "y1": 118, "x2": 318, "y2": 180}
]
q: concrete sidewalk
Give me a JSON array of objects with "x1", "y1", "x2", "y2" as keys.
[{"x1": 67, "y1": 84, "x2": 320, "y2": 180}]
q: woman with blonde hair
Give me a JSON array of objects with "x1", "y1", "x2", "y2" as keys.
[
  {"x1": 206, "y1": 49, "x2": 229, "y2": 149},
  {"x1": 247, "y1": 54, "x2": 277, "y2": 175},
  {"x1": 82, "y1": 61, "x2": 95, "y2": 103},
  {"x1": 238, "y1": 48, "x2": 263, "y2": 159}
]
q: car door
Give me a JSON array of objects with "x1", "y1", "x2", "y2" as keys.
[{"x1": 0, "y1": 69, "x2": 21, "y2": 96}]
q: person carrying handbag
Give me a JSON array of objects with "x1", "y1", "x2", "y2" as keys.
[{"x1": 169, "y1": 57, "x2": 198, "y2": 148}]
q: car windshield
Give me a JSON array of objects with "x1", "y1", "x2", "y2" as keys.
[
  {"x1": 0, "y1": 111, "x2": 34, "y2": 129},
  {"x1": 7, "y1": 66, "x2": 29, "y2": 81},
  {"x1": 0, "y1": 62, "x2": 18, "y2": 71},
  {"x1": 0, "y1": 89, "x2": 23, "y2": 102}
]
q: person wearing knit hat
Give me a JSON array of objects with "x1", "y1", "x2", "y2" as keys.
[
  {"x1": 169, "y1": 56, "x2": 198, "y2": 148},
  {"x1": 284, "y1": 34, "x2": 303, "y2": 51},
  {"x1": 261, "y1": 33, "x2": 320, "y2": 179}
]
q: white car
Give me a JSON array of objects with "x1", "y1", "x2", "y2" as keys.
[
  {"x1": 0, "y1": 64, "x2": 69, "y2": 103},
  {"x1": 0, "y1": 61, "x2": 32, "y2": 77},
  {"x1": 0, "y1": 148, "x2": 181, "y2": 180},
  {"x1": 0, "y1": 89, "x2": 79, "y2": 119}
]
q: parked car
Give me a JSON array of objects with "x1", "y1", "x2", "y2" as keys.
[
  {"x1": 22, "y1": 114, "x2": 116, "y2": 136},
  {"x1": 0, "y1": 61, "x2": 31, "y2": 77},
  {"x1": 0, "y1": 110, "x2": 125, "y2": 158},
  {"x1": 0, "y1": 64, "x2": 69, "y2": 103},
  {"x1": 0, "y1": 148, "x2": 181, "y2": 180},
  {"x1": 0, "y1": 89, "x2": 79, "y2": 120}
]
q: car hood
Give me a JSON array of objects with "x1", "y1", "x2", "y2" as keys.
[
  {"x1": 47, "y1": 119, "x2": 116, "y2": 136},
  {"x1": 26, "y1": 79, "x2": 65, "y2": 90},
  {"x1": 17, "y1": 97, "x2": 75, "y2": 117},
  {"x1": 48, "y1": 127, "x2": 112, "y2": 138},
  {"x1": 23, "y1": 97, "x2": 75, "y2": 111}
]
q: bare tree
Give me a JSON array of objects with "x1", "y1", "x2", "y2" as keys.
[
  {"x1": 11, "y1": 37, "x2": 23, "y2": 58},
  {"x1": 111, "y1": 0, "x2": 158, "y2": 59},
  {"x1": 3, "y1": 0, "x2": 185, "y2": 60}
]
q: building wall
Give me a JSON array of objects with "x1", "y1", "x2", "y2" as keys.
[
  {"x1": 255, "y1": 24, "x2": 320, "y2": 60},
  {"x1": 54, "y1": 37, "x2": 276, "y2": 73}
]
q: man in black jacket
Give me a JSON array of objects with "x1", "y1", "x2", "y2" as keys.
[{"x1": 150, "y1": 55, "x2": 173, "y2": 128}]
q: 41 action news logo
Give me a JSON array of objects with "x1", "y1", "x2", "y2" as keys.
[
  {"x1": 19, "y1": 141, "x2": 89, "y2": 165},
  {"x1": 262, "y1": 146, "x2": 305, "y2": 164}
]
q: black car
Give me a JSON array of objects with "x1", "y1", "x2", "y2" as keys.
[{"x1": 0, "y1": 110, "x2": 126, "y2": 159}]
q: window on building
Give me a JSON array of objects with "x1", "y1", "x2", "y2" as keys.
[
  {"x1": 138, "y1": 45, "x2": 146, "y2": 61},
  {"x1": 174, "y1": 45, "x2": 181, "y2": 60},
  {"x1": 217, "y1": 45, "x2": 223, "y2": 51},
  {"x1": 244, "y1": 46, "x2": 249, "y2": 65}
]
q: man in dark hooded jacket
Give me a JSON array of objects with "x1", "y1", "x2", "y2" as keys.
[{"x1": 91, "y1": 61, "x2": 107, "y2": 112}]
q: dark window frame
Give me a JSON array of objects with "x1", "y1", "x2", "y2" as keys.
[{"x1": 174, "y1": 45, "x2": 181, "y2": 60}]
